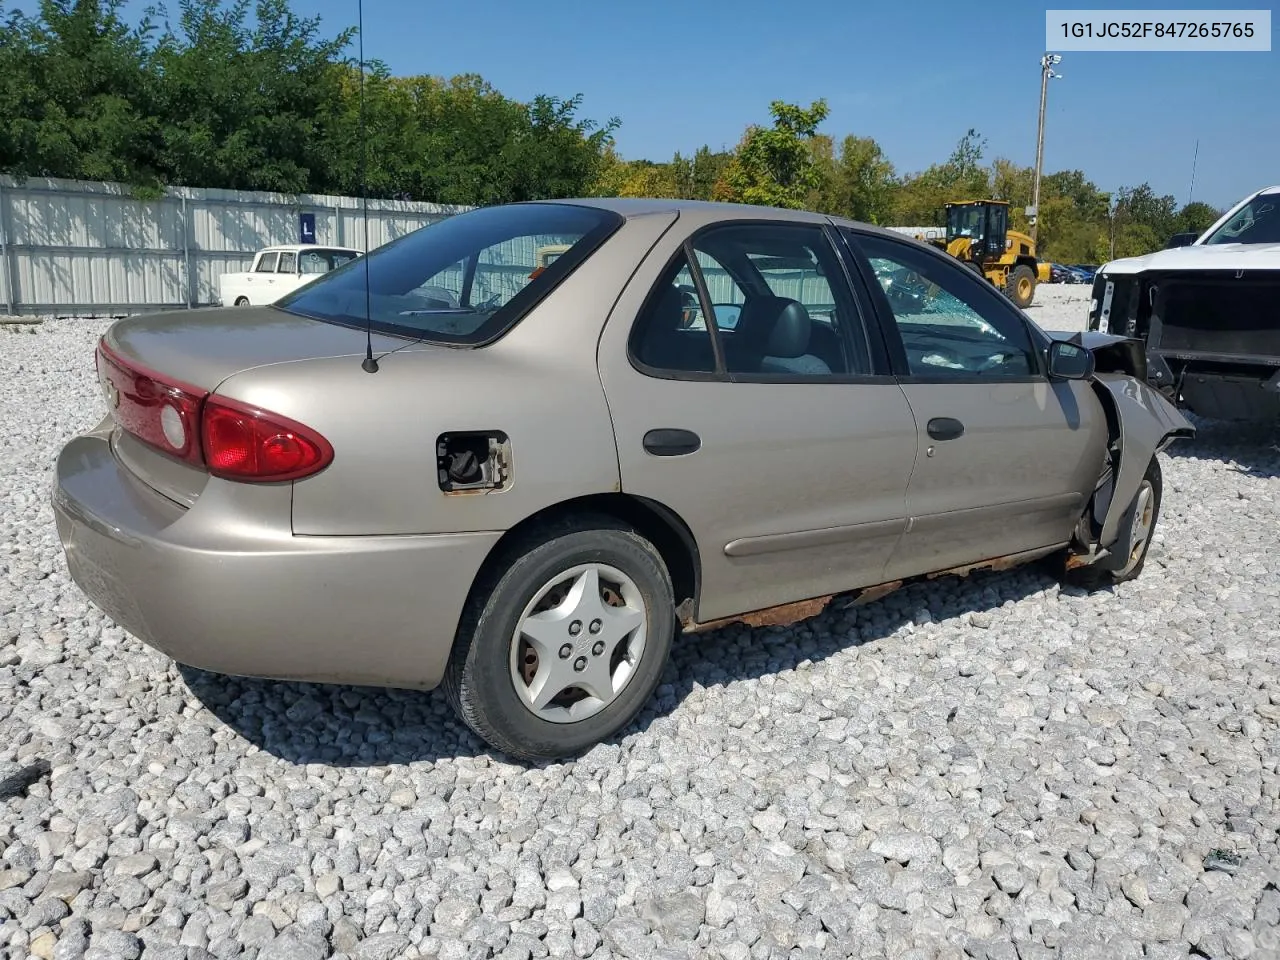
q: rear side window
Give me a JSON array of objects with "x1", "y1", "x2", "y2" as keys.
[
  {"x1": 277, "y1": 204, "x2": 623, "y2": 344},
  {"x1": 630, "y1": 254, "x2": 719, "y2": 374},
  {"x1": 255, "y1": 253, "x2": 279, "y2": 273},
  {"x1": 629, "y1": 222, "x2": 873, "y2": 379}
]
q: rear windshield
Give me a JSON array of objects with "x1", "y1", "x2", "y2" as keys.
[{"x1": 276, "y1": 203, "x2": 623, "y2": 344}]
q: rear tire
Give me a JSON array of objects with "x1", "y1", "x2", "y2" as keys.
[
  {"x1": 443, "y1": 515, "x2": 675, "y2": 761},
  {"x1": 234, "y1": 297, "x2": 250, "y2": 306},
  {"x1": 1005, "y1": 264, "x2": 1036, "y2": 308}
]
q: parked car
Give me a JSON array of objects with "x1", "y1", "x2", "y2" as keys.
[
  {"x1": 1088, "y1": 184, "x2": 1280, "y2": 421},
  {"x1": 216, "y1": 245, "x2": 361, "y2": 306},
  {"x1": 1067, "y1": 265, "x2": 1096, "y2": 284},
  {"x1": 53, "y1": 199, "x2": 1194, "y2": 760},
  {"x1": 1048, "y1": 263, "x2": 1078, "y2": 284}
]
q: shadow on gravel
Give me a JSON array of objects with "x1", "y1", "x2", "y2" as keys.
[
  {"x1": 177, "y1": 666, "x2": 490, "y2": 766},
  {"x1": 179, "y1": 563, "x2": 1055, "y2": 768},
  {"x1": 1163, "y1": 415, "x2": 1280, "y2": 479}
]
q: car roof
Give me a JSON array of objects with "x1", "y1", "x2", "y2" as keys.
[
  {"x1": 260, "y1": 245, "x2": 361, "y2": 254},
  {"x1": 539, "y1": 196, "x2": 909, "y2": 241}
]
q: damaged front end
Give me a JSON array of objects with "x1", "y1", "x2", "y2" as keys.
[
  {"x1": 1052, "y1": 331, "x2": 1196, "y2": 571},
  {"x1": 1087, "y1": 269, "x2": 1280, "y2": 421}
]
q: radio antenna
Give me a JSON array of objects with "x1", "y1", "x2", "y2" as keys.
[
  {"x1": 1187, "y1": 139, "x2": 1199, "y2": 206},
  {"x1": 358, "y1": 0, "x2": 378, "y2": 373}
]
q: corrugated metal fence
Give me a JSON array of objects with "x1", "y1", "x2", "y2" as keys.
[{"x1": 0, "y1": 176, "x2": 471, "y2": 315}]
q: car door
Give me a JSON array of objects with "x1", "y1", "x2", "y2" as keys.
[
  {"x1": 274, "y1": 250, "x2": 301, "y2": 299},
  {"x1": 597, "y1": 215, "x2": 918, "y2": 624},
  {"x1": 245, "y1": 251, "x2": 279, "y2": 304},
  {"x1": 839, "y1": 229, "x2": 1108, "y2": 580}
]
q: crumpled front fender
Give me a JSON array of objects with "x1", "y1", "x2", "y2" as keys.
[{"x1": 1090, "y1": 373, "x2": 1195, "y2": 551}]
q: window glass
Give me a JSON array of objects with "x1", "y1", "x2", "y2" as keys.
[
  {"x1": 277, "y1": 252, "x2": 297, "y2": 274},
  {"x1": 254, "y1": 252, "x2": 279, "y2": 273},
  {"x1": 693, "y1": 224, "x2": 867, "y2": 377},
  {"x1": 630, "y1": 253, "x2": 718, "y2": 374},
  {"x1": 278, "y1": 203, "x2": 622, "y2": 344},
  {"x1": 856, "y1": 234, "x2": 1036, "y2": 379},
  {"x1": 692, "y1": 250, "x2": 745, "y2": 329},
  {"x1": 1203, "y1": 193, "x2": 1280, "y2": 245},
  {"x1": 299, "y1": 249, "x2": 359, "y2": 275}
]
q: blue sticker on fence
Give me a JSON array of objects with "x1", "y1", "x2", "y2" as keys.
[{"x1": 299, "y1": 213, "x2": 316, "y2": 244}]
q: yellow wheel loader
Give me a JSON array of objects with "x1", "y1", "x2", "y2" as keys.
[{"x1": 918, "y1": 200, "x2": 1051, "y2": 309}]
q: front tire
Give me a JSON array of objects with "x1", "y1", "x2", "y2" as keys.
[
  {"x1": 1106, "y1": 455, "x2": 1162, "y2": 583},
  {"x1": 443, "y1": 516, "x2": 675, "y2": 761},
  {"x1": 1062, "y1": 456, "x2": 1163, "y2": 587},
  {"x1": 1005, "y1": 264, "x2": 1036, "y2": 308}
]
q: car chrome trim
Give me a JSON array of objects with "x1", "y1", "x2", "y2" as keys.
[
  {"x1": 904, "y1": 492, "x2": 1084, "y2": 534},
  {"x1": 724, "y1": 517, "x2": 905, "y2": 558}
]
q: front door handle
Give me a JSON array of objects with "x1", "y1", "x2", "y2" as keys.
[
  {"x1": 926, "y1": 417, "x2": 965, "y2": 441},
  {"x1": 643, "y1": 428, "x2": 701, "y2": 456}
]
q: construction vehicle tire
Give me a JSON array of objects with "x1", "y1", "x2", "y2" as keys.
[{"x1": 1006, "y1": 264, "x2": 1036, "y2": 308}]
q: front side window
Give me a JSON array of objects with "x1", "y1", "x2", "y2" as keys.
[
  {"x1": 299, "y1": 249, "x2": 359, "y2": 275},
  {"x1": 855, "y1": 234, "x2": 1037, "y2": 379},
  {"x1": 278, "y1": 204, "x2": 623, "y2": 344},
  {"x1": 947, "y1": 204, "x2": 984, "y2": 239},
  {"x1": 1203, "y1": 192, "x2": 1280, "y2": 245},
  {"x1": 254, "y1": 252, "x2": 279, "y2": 273},
  {"x1": 277, "y1": 252, "x2": 297, "y2": 274}
]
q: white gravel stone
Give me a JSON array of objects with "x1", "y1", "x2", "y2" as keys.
[{"x1": 1, "y1": 305, "x2": 1277, "y2": 960}]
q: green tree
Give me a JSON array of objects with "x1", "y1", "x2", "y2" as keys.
[
  {"x1": 719, "y1": 99, "x2": 830, "y2": 209},
  {"x1": 835, "y1": 135, "x2": 897, "y2": 223},
  {"x1": 153, "y1": 0, "x2": 353, "y2": 193},
  {"x1": 894, "y1": 129, "x2": 991, "y2": 224},
  {"x1": 1175, "y1": 201, "x2": 1221, "y2": 237},
  {"x1": 0, "y1": 0, "x2": 163, "y2": 187}
]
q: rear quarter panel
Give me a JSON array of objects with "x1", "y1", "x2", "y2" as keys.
[{"x1": 222, "y1": 210, "x2": 680, "y2": 536}]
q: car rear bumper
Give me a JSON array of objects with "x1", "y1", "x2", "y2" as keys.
[{"x1": 51, "y1": 426, "x2": 501, "y2": 690}]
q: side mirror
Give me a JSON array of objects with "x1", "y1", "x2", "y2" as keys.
[{"x1": 1047, "y1": 340, "x2": 1095, "y2": 380}]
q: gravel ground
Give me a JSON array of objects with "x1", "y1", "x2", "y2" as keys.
[{"x1": 2, "y1": 292, "x2": 1278, "y2": 960}]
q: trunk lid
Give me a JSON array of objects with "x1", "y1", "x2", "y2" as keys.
[{"x1": 104, "y1": 305, "x2": 404, "y2": 391}]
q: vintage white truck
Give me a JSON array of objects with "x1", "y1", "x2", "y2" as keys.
[{"x1": 215, "y1": 245, "x2": 362, "y2": 306}]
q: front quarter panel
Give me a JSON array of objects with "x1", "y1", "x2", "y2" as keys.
[{"x1": 1091, "y1": 373, "x2": 1195, "y2": 547}]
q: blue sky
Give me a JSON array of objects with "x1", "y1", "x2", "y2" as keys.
[{"x1": 149, "y1": 0, "x2": 1276, "y2": 209}]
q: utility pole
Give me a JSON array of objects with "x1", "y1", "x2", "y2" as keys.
[{"x1": 1030, "y1": 53, "x2": 1062, "y2": 245}]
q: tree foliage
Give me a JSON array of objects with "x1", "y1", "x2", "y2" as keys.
[
  {"x1": 0, "y1": 0, "x2": 615, "y2": 202},
  {"x1": 0, "y1": 2, "x2": 1222, "y2": 259},
  {"x1": 718, "y1": 99, "x2": 829, "y2": 209}
]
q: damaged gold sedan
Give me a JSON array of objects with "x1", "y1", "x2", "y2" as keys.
[{"x1": 52, "y1": 199, "x2": 1193, "y2": 760}]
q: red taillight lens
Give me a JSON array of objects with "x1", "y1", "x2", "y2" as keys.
[
  {"x1": 201, "y1": 397, "x2": 333, "y2": 482},
  {"x1": 96, "y1": 338, "x2": 206, "y2": 466}
]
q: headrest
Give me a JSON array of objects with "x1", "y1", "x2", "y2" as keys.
[
  {"x1": 734, "y1": 295, "x2": 811, "y2": 358},
  {"x1": 652, "y1": 284, "x2": 684, "y2": 328}
]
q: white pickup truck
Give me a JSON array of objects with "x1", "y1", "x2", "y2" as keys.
[{"x1": 216, "y1": 245, "x2": 361, "y2": 306}]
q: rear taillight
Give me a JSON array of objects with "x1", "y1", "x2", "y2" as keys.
[
  {"x1": 202, "y1": 397, "x2": 334, "y2": 482},
  {"x1": 97, "y1": 339, "x2": 206, "y2": 467},
  {"x1": 96, "y1": 336, "x2": 333, "y2": 483}
]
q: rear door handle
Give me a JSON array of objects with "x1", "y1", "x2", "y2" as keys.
[
  {"x1": 927, "y1": 417, "x2": 965, "y2": 441},
  {"x1": 643, "y1": 428, "x2": 701, "y2": 456}
]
